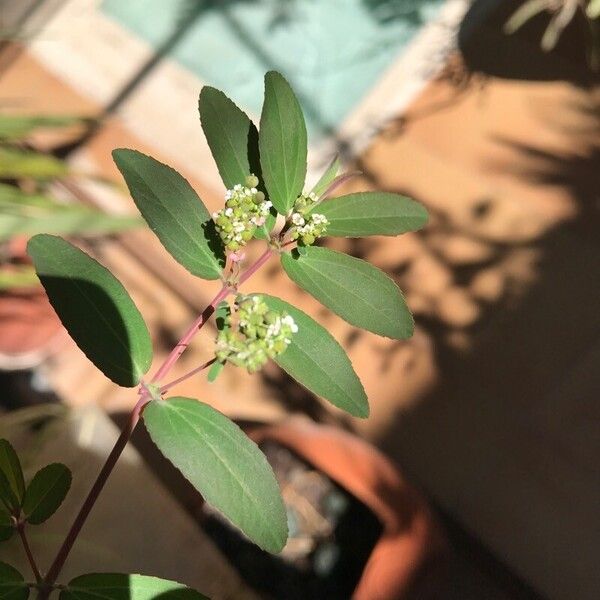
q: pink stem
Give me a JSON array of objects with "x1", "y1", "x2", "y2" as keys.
[
  {"x1": 42, "y1": 247, "x2": 275, "y2": 593},
  {"x1": 159, "y1": 357, "x2": 217, "y2": 394}
]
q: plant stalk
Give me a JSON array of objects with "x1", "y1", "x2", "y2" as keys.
[
  {"x1": 41, "y1": 248, "x2": 274, "y2": 594},
  {"x1": 17, "y1": 522, "x2": 42, "y2": 584}
]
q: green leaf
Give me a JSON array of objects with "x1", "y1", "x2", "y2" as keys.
[
  {"x1": 0, "y1": 471, "x2": 18, "y2": 514},
  {"x1": 60, "y1": 573, "x2": 208, "y2": 600},
  {"x1": 27, "y1": 234, "x2": 153, "y2": 387},
  {"x1": 207, "y1": 360, "x2": 224, "y2": 383},
  {"x1": 309, "y1": 155, "x2": 340, "y2": 198},
  {"x1": 0, "y1": 115, "x2": 84, "y2": 141},
  {"x1": 23, "y1": 463, "x2": 72, "y2": 525},
  {"x1": 259, "y1": 71, "x2": 307, "y2": 214},
  {"x1": 0, "y1": 562, "x2": 29, "y2": 600},
  {"x1": 143, "y1": 397, "x2": 287, "y2": 553},
  {"x1": 0, "y1": 147, "x2": 69, "y2": 180},
  {"x1": 260, "y1": 295, "x2": 368, "y2": 418},
  {"x1": 0, "y1": 510, "x2": 14, "y2": 542},
  {"x1": 281, "y1": 246, "x2": 413, "y2": 339},
  {"x1": 313, "y1": 192, "x2": 428, "y2": 237},
  {"x1": 0, "y1": 440, "x2": 24, "y2": 507},
  {"x1": 0, "y1": 184, "x2": 141, "y2": 242},
  {"x1": 112, "y1": 149, "x2": 224, "y2": 280},
  {"x1": 199, "y1": 87, "x2": 259, "y2": 189}
]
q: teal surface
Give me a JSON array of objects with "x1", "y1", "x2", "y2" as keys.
[{"x1": 102, "y1": 0, "x2": 443, "y2": 137}]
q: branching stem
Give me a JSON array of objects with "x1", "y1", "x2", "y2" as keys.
[
  {"x1": 17, "y1": 522, "x2": 42, "y2": 584},
  {"x1": 40, "y1": 246, "x2": 275, "y2": 596}
]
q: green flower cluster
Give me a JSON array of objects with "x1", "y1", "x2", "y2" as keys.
[
  {"x1": 213, "y1": 175, "x2": 272, "y2": 252},
  {"x1": 216, "y1": 295, "x2": 298, "y2": 373},
  {"x1": 289, "y1": 192, "x2": 328, "y2": 246}
]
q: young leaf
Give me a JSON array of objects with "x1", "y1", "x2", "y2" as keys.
[
  {"x1": 60, "y1": 573, "x2": 208, "y2": 600},
  {"x1": 259, "y1": 71, "x2": 307, "y2": 214},
  {"x1": 112, "y1": 149, "x2": 224, "y2": 280},
  {"x1": 0, "y1": 562, "x2": 29, "y2": 600},
  {"x1": 309, "y1": 155, "x2": 340, "y2": 198},
  {"x1": 207, "y1": 360, "x2": 224, "y2": 383},
  {"x1": 281, "y1": 247, "x2": 413, "y2": 339},
  {"x1": 23, "y1": 463, "x2": 72, "y2": 525},
  {"x1": 259, "y1": 295, "x2": 368, "y2": 418},
  {"x1": 313, "y1": 192, "x2": 428, "y2": 237},
  {"x1": 199, "y1": 86, "x2": 259, "y2": 189},
  {"x1": 27, "y1": 235, "x2": 153, "y2": 387},
  {"x1": 0, "y1": 509, "x2": 14, "y2": 542},
  {"x1": 143, "y1": 397, "x2": 287, "y2": 553},
  {"x1": 0, "y1": 440, "x2": 25, "y2": 506}
]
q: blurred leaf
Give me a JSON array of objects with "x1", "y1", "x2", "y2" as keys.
[
  {"x1": 112, "y1": 149, "x2": 224, "y2": 280},
  {"x1": 60, "y1": 573, "x2": 208, "y2": 600},
  {"x1": 0, "y1": 562, "x2": 29, "y2": 600},
  {"x1": 281, "y1": 246, "x2": 413, "y2": 339},
  {"x1": 0, "y1": 471, "x2": 18, "y2": 513},
  {"x1": 504, "y1": 0, "x2": 549, "y2": 33},
  {"x1": 260, "y1": 295, "x2": 368, "y2": 417},
  {"x1": 259, "y1": 71, "x2": 307, "y2": 214},
  {"x1": 23, "y1": 463, "x2": 72, "y2": 525},
  {"x1": 0, "y1": 183, "x2": 141, "y2": 241},
  {"x1": 0, "y1": 510, "x2": 13, "y2": 542},
  {"x1": 27, "y1": 234, "x2": 153, "y2": 387},
  {"x1": 144, "y1": 397, "x2": 287, "y2": 553},
  {"x1": 309, "y1": 155, "x2": 340, "y2": 198},
  {"x1": 313, "y1": 192, "x2": 428, "y2": 237},
  {"x1": 0, "y1": 266, "x2": 38, "y2": 291},
  {"x1": 588, "y1": 0, "x2": 600, "y2": 19},
  {"x1": 0, "y1": 440, "x2": 25, "y2": 507},
  {"x1": 0, "y1": 115, "x2": 84, "y2": 141},
  {"x1": 0, "y1": 147, "x2": 69, "y2": 180},
  {"x1": 199, "y1": 87, "x2": 258, "y2": 189}
]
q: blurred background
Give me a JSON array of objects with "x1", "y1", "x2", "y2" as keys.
[{"x1": 0, "y1": 0, "x2": 598, "y2": 598}]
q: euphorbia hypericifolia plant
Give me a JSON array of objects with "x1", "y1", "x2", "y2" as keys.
[{"x1": 0, "y1": 72, "x2": 428, "y2": 600}]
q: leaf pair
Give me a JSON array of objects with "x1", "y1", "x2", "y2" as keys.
[
  {"x1": 0, "y1": 439, "x2": 72, "y2": 539},
  {"x1": 0, "y1": 566, "x2": 208, "y2": 600}
]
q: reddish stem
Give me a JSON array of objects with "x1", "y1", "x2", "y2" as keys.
[
  {"x1": 159, "y1": 357, "x2": 217, "y2": 394},
  {"x1": 42, "y1": 247, "x2": 275, "y2": 593},
  {"x1": 17, "y1": 522, "x2": 42, "y2": 583}
]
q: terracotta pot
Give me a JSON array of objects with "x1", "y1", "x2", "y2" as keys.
[
  {"x1": 0, "y1": 238, "x2": 64, "y2": 370},
  {"x1": 249, "y1": 418, "x2": 447, "y2": 600}
]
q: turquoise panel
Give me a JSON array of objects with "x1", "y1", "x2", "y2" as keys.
[{"x1": 102, "y1": 0, "x2": 443, "y2": 138}]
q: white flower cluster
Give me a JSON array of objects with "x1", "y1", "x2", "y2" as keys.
[
  {"x1": 213, "y1": 175, "x2": 272, "y2": 252},
  {"x1": 289, "y1": 192, "x2": 328, "y2": 246},
  {"x1": 215, "y1": 295, "x2": 298, "y2": 373}
]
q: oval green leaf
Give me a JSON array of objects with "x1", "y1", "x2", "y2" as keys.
[
  {"x1": 112, "y1": 149, "x2": 224, "y2": 280},
  {"x1": 60, "y1": 573, "x2": 208, "y2": 600},
  {"x1": 259, "y1": 295, "x2": 368, "y2": 418},
  {"x1": 0, "y1": 562, "x2": 29, "y2": 600},
  {"x1": 313, "y1": 192, "x2": 428, "y2": 237},
  {"x1": 0, "y1": 440, "x2": 24, "y2": 507},
  {"x1": 27, "y1": 234, "x2": 153, "y2": 387},
  {"x1": 0, "y1": 509, "x2": 14, "y2": 542},
  {"x1": 199, "y1": 86, "x2": 260, "y2": 190},
  {"x1": 281, "y1": 246, "x2": 413, "y2": 339},
  {"x1": 23, "y1": 463, "x2": 72, "y2": 525},
  {"x1": 259, "y1": 71, "x2": 307, "y2": 215},
  {"x1": 143, "y1": 397, "x2": 287, "y2": 553}
]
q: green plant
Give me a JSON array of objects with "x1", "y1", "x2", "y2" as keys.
[
  {"x1": 0, "y1": 114, "x2": 141, "y2": 290},
  {"x1": 0, "y1": 71, "x2": 427, "y2": 599},
  {"x1": 505, "y1": 0, "x2": 600, "y2": 71}
]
